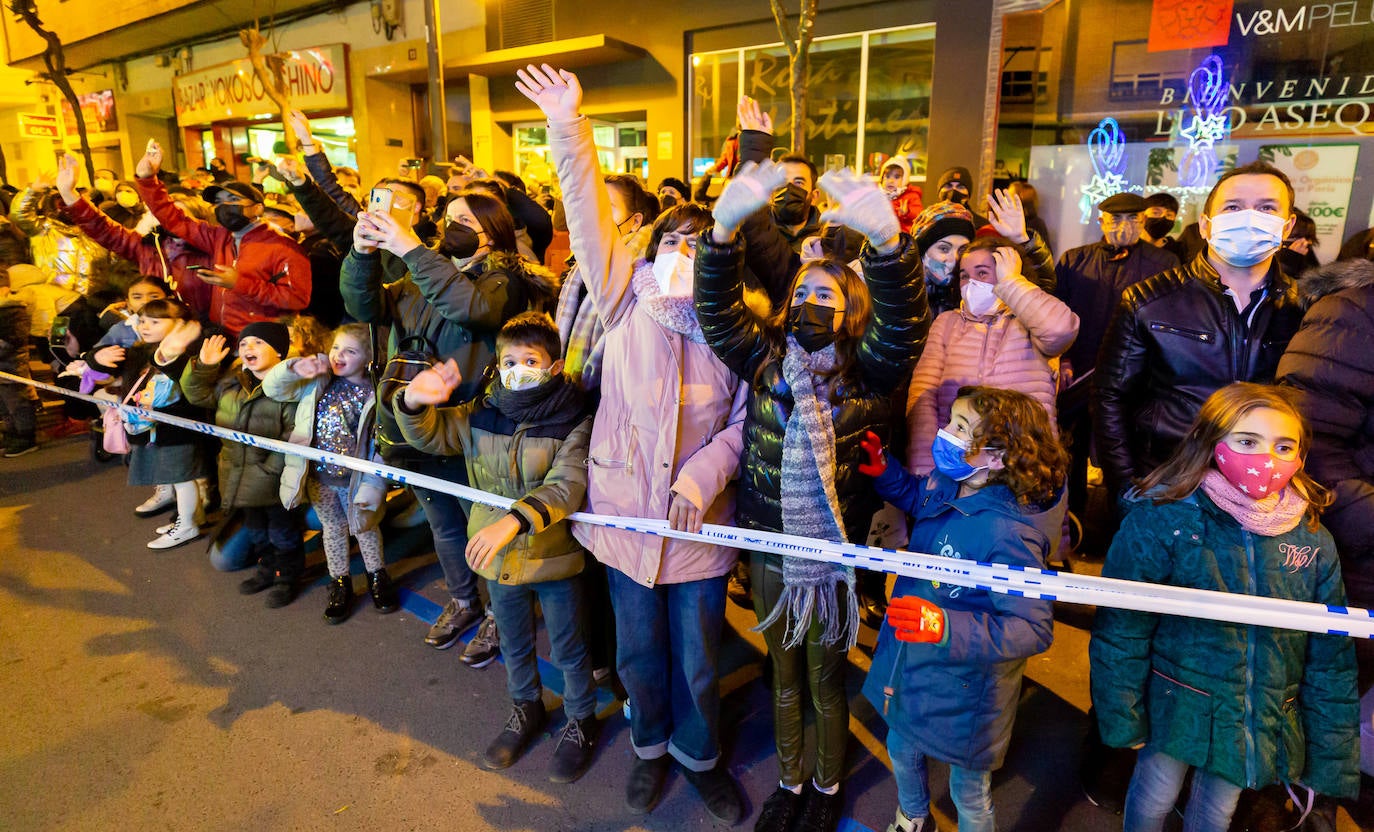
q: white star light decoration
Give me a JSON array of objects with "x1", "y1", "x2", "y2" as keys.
[
  {"x1": 1179, "y1": 113, "x2": 1229, "y2": 147},
  {"x1": 1079, "y1": 171, "x2": 1130, "y2": 223},
  {"x1": 1079, "y1": 117, "x2": 1129, "y2": 223}
]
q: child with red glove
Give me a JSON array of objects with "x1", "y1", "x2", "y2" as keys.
[{"x1": 858, "y1": 385, "x2": 1068, "y2": 832}]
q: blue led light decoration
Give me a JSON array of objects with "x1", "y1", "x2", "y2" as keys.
[
  {"x1": 1177, "y1": 55, "x2": 1229, "y2": 188},
  {"x1": 1078, "y1": 117, "x2": 1128, "y2": 223}
]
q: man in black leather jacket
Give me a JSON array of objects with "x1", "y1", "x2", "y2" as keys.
[{"x1": 1093, "y1": 162, "x2": 1304, "y2": 495}]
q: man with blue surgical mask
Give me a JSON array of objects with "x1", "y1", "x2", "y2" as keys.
[{"x1": 1094, "y1": 162, "x2": 1305, "y2": 499}]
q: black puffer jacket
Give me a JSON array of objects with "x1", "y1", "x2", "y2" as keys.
[
  {"x1": 1093, "y1": 255, "x2": 1305, "y2": 491},
  {"x1": 1054, "y1": 240, "x2": 1179, "y2": 373},
  {"x1": 695, "y1": 233, "x2": 930, "y2": 541},
  {"x1": 1277, "y1": 259, "x2": 1374, "y2": 605}
]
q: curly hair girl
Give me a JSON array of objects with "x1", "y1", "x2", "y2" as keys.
[{"x1": 958, "y1": 384, "x2": 1068, "y2": 506}]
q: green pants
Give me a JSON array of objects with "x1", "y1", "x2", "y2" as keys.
[{"x1": 751, "y1": 551, "x2": 850, "y2": 789}]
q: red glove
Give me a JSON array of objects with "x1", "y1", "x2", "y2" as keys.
[
  {"x1": 886, "y1": 595, "x2": 946, "y2": 644},
  {"x1": 858, "y1": 430, "x2": 887, "y2": 477}
]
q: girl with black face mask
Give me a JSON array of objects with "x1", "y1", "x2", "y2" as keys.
[{"x1": 695, "y1": 161, "x2": 931, "y2": 832}]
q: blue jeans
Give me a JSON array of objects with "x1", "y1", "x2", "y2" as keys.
[
  {"x1": 606, "y1": 567, "x2": 727, "y2": 772},
  {"x1": 487, "y1": 576, "x2": 597, "y2": 720},
  {"x1": 406, "y1": 455, "x2": 480, "y2": 607},
  {"x1": 1124, "y1": 747, "x2": 1243, "y2": 832},
  {"x1": 887, "y1": 728, "x2": 995, "y2": 832}
]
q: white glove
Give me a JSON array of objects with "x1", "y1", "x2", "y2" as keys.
[
  {"x1": 818, "y1": 168, "x2": 900, "y2": 249},
  {"x1": 712, "y1": 160, "x2": 787, "y2": 237}
]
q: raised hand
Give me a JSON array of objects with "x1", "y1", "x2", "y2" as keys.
[
  {"x1": 991, "y1": 246, "x2": 1021, "y2": 284},
  {"x1": 365, "y1": 209, "x2": 423, "y2": 257},
  {"x1": 157, "y1": 319, "x2": 203, "y2": 359},
  {"x1": 987, "y1": 188, "x2": 1029, "y2": 244},
  {"x1": 514, "y1": 64, "x2": 583, "y2": 122},
  {"x1": 55, "y1": 154, "x2": 81, "y2": 204},
  {"x1": 199, "y1": 334, "x2": 231, "y2": 366},
  {"x1": 30, "y1": 170, "x2": 55, "y2": 191},
  {"x1": 352, "y1": 212, "x2": 381, "y2": 255},
  {"x1": 403, "y1": 358, "x2": 462, "y2": 408},
  {"x1": 465, "y1": 514, "x2": 521, "y2": 570},
  {"x1": 293, "y1": 354, "x2": 330, "y2": 378},
  {"x1": 886, "y1": 595, "x2": 947, "y2": 644},
  {"x1": 711, "y1": 160, "x2": 787, "y2": 242},
  {"x1": 737, "y1": 95, "x2": 773, "y2": 134},
  {"x1": 135, "y1": 140, "x2": 163, "y2": 179},
  {"x1": 667, "y1": 492, "x2": 704, "y2": 534},
  {"x1": 857, "y1": 430, "x2": 887, "y2": 477},
  {"x1": 819, "y1": 168, "x2": 901, "y2": 253},
  {"x1": 275, "y1": 156, "x2": 306, "y2": 186},
  {"x1": 285, "y1": 110, "x2": 314, "y2": 149}
]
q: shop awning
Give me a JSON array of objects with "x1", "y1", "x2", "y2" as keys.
[{"x1": 372, "y1": 34, "x2": 647, "y2": 84}]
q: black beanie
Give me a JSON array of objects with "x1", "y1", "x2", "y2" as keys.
[{"x1": 237, "y1": 321, "x2": 291, "y2": 360}]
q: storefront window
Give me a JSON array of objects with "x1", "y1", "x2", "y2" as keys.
[
  {"x1": 999, "y1": 0, "x2": 1374, "y2": 261},
  {"x1": 690, "y1": 24, "x2": 935, "y2": 181},
  {"x1": 516, "y1": 117, "x2": 648, "y2": 187}
]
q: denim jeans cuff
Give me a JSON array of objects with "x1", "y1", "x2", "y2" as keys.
[
  {"x1": 632, "y1": 740, "x2": 670, "y2": 761},
  {"x1": 669, "y1": 740, "x2": 719, "y2": 772}
]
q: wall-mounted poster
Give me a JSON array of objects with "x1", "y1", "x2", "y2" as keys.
[
  {"x1": 1258, "y1": 144, "x2": 1361, "y2": 263},
  {"x1": 61, "y1": 90, "x2": 117, "y2": 134}
]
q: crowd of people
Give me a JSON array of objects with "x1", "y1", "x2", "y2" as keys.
[{"x1": 1, "y1": 61, "x2": 1372, "y2": 832}]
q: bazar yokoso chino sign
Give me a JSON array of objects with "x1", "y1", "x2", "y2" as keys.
[{"x1": 173, "y1": 44, "x2": 350, "y2": 127}]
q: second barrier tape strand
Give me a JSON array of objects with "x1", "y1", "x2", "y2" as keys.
[{"x1": 6, "y1": 369, "x2": 1370, "y2": 640}]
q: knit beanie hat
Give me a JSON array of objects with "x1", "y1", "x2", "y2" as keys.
[
  {"x1": 911, "y1": 201, "x2": 977, "y2": 254},
  {"x1": 237, "y1": 321, "x2": 291, "y2": 360}
]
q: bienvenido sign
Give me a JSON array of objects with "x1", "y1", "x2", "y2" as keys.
[
  {"x1": 173, "y1": 44, "x2": 350, "y2": 128},
  {"x1": 1152, "y1": 72, "x2": 1374, "y2": 137}
]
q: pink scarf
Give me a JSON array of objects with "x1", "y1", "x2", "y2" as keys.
[{"x1": 1198, "y1": 469, "x2": 1308, "y2": 536}]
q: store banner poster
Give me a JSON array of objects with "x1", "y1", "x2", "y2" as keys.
[
  {"x1": 173, "y1": 44, "x2": 349, "y2": 127},
  {"x1": 1149, "y1": 0, "x2": 1234, "y2": 52},
  {"x1": 1258, "y1": 144, "x2": 1361, "y2": 262}
]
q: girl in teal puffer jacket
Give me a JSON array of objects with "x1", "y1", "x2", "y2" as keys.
[{"x1": 1090, "y1": 382, "x2": 1359, "y2": 832}]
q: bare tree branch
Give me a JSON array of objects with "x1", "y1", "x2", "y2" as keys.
[
  {"x1": 767, "y1": 0, "x2": 819, "y2": 154},
  {"x1": 768, "y1": 0, "x2": 799, "y2": 60},
  {"x1": 9, "y1": 0, "x2": 97, "y2": 184}
]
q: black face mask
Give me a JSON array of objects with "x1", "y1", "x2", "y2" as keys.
[
  {"x1": 659, "y1": 193, "x2": 679, "y2": 209},
  {"x1": 771, "y1": 184, "x2": 811, "y2": 226},
  {"x1": 787, "y1": 301, "x2": 838, "y2": 353},
  {"x1": 438, "y1": 222, "x2": 481, "y2": 259},
  {"x1": 214, "y1": 203, "x2": 253, "y2": 232},
  {"x1": 1143, "y1": 217, "x2": 1175, "y2": 240},
  {"x1": 939, "y1": 187, "x2": 969, "y2": 206}
]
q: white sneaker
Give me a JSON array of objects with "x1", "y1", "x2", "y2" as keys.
[
  {"x1": 135, "y1": 485, "x2": 175, "y2": 517},
  {"x1": 155, "y1": 521, "x2": 175, "y2": 535},
  {"x1": 148, "y1": 519, "x2": 200, "y2": 549}
]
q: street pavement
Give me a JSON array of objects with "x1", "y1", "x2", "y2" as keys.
[{"x1": 0, "y1": 436, "x2": 1363, "y2": 831}]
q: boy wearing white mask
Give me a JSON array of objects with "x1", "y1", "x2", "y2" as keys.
[
  {"x1": 397, "y1": 311, "x2": 601, "y2": 783},
  {"x1": 1094, "y1": 161, "x2": 1305, "y2": 499}
]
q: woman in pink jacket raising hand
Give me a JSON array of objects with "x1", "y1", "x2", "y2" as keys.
[{"x1": 517, "y1": 64, "x2": 749, "y2": 824}]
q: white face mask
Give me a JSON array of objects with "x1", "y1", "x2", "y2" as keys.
[
  {"x1": 500, "y1": 364, "x2": 551, "y2": 392},
  {"x1": 962, "y1": 279, "x2": 1001, "y2": 317},
  {"x1": 1205, "y1": 209, "x2": 1287, "y2": 268},
  {"x1": 652, "y1": 252, "x2": 695, "y2": 298}
]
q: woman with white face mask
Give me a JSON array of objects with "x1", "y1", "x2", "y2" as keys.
[{"x1": 905, "y1": 235, "x2": 1080, "y2": 479}]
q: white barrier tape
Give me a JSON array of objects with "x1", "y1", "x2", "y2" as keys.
[{"x1": 7, "y1": 369, "x2": 1372, "y2": 639}]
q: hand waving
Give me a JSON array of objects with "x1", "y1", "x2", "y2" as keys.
[
  {"x1": 819, "y1": 168, "x2": 900, "y2": 253},
  {"x1": 403, "y1": 358, "x2": 462, "y2": 408},
  {"x1": 737, "y1": 96, "x2": 773, "y2": 134},
  {"x1": 293, "y1": 354, "x2": 330, "y2": 379},
  {"x1": 285, "y1": 110, "x2": 314, "y2": 148},
  {"x1": 135, "y1": 140, "x2": 163, "y2": 179},
  {"x1": 55, "y1": 154, "x2": 81, "y2": 204},
  {"x1": 199, "y1": 334, "x2": 231, "y2": 366},
  {"x1": 157, "y1": 319, "x2": 203, "y2": 359},
  {"x1": 987, "y1": 188, "x2": 1029, "y2": 244},
  {"x1": 711, "y1": 160, "x2": 787, "y2": 241},
  {"x1": 514, "y1": 64, "x2": 583, "y2": 122}
]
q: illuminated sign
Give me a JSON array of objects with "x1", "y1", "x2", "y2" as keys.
[
  {"x1": 1177, "y1": 56, "x2": 1228, "y2": 187},
  {"x1": 17, "y1": 112, "x2": 60, "y2": 139},
  {"x1": 173, "y1": 44, "x2": 350, "y2": 127}
]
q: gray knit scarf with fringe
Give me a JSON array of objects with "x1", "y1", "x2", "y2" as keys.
[{"x1": 753, "y1": 338, "x2": 859, "y2": 650}]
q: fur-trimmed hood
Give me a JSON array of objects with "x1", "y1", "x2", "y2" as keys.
[
  {"x1": 483, "y1": 248, "x2": 561, "y2": 311},
  {"x1": 1298, "y1": 258, "x2": 1374, "y2": 307}
]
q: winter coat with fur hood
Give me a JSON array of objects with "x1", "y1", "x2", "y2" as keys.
[{"x1": 1277, "y1": 258, "x2": 1374, "y2": 606}]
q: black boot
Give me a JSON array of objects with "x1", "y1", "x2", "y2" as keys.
[
  {"x1": 482, "y1": 699, "x2": 546, "y2": 770},
  {"x1": 323, "y1": 575, "x2": 354, "y2": 624},
  {"x1": 238, "y1": 564, "x2": 275, "y2": 595},
  {"x1": 265, "y1": 547, "x2": 303, "y2": 609},
  {"x1": 366, "y1": 567, "x2": 399, "y2": 613},
  {"x1": 548, "y1": 715, "x2": 600, "y2": 783}
]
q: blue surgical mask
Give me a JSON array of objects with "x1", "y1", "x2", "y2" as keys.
[
  {"x1": 1206, "y1": 209, "x2": 1287, "y2": 268},
  {"x1": 931, "y1": 428, "x2": 985, "y2": 482}
]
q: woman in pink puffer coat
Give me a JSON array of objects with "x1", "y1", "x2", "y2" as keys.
[{"x1": 906, "y1": 235, "x2": 1079, "y2": 475}]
